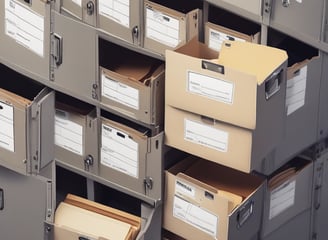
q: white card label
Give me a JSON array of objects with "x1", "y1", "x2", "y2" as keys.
[
  {"x1": 101, "y1": 124, "x2": 139, "y2": 178},
  {"x1": 146, "y1": 7, "x2": 180, "y2": 47},
  {"x1": 175, "y1": 180, "x2": 195, "y2": 199},
  {"x1": 101, "y1": 73, "x2": 139, "y2": 110},
  {"x1": 185, "y1": 119, "x2": 229, "y2": 152},
  {"x1": 208, "y1": 28, "x2": 246, "y2": 52},
  {"x1": 55, "y1": 111, "x2": 84, "y2": 156},
  {"x1": 269, "y1": 180, "x2": 296, "y2": 219},
  {"x1": 0, "y1": 102, "x2": 14, "y2": 152},
  {"x1": 99, "y1": 0, "x2": 130, "y2": 28},
  {"x1": 5, "y1": 0, "x2": 44, "y2": 57},
  {"x1": 286, "y1": 66, "x2": 307, "y2": 115},
  {"x1": 72, "y1": 0, "x2": 82, "y2": 6},
  {"x1": 173, "y1": 196, "x2": 218, "y2": 237},
  {"x1": 188, "y1": 71, "x2": 234, "y2": 104}
]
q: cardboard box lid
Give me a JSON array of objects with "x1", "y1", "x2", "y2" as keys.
[
  {"x1": 0, "y1": 88, "x2": 31, "y2": 107},
  {"x1": 217, "y1": 40, "x2": 287, "y2": 84}
]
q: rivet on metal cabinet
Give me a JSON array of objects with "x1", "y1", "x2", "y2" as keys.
[
  {"x1": 144, "y1": 177, "x2": 153, "y2": 194},
  {"x1": 282, "y1": 0, "x2": 290, "y2": 7}
]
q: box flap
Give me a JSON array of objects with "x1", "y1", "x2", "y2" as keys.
[
  {"x1": 173, "y1": 37, "x2": 218, "y2": 59},
  {"x1": 0, "y1": 88, "x2": 31, "y2": 107},
  {"x1": 217, "y1": 41, "x2": 287, "y2": 84}
]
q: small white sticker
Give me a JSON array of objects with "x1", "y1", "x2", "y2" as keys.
[
  {"x1": 5, "y1": 0, "x2": 44, "y2": 57},
  {"x1": 208, "y1": 28, "x2": 246, "y2": 52},
  {"x1": 0, "y1": 101, "x2": 14, "y2": 152},
  {"x1": 175, "y1": 180, "x2": 196, "y2": 199},
  {"x1": 173, "y1": 196, "x2": 218, "y2": 237},
  {"x1": 146, "y1": 7, "x2": 180, "y2": 47},
  {"x1": 269, "y1": 180, "x2": 296, "y2": 219},
  {"x1": 188, "y1": 71, "x2": 234, "y2": 104},
  {"x1": 99, "y1": 0, "x2": 130, "y2": 28},
  {"x1": 101, "y1": 124, "x2": 139, "y2": 178},
  {"x1": 286, "y1": 66, "x2": 307, "y2": 115},
  {"x1": 55, "y1": 111, "x2": 84, "y2": 156},
  {"x1": 101, "y1": 73, "x2": 139, "y2": 110},
  {"x1": 71, "y1": 0, "x2": 82, "y2": 6},
  {"x1": 184, "y1": 119, "x2": 229, "y2": 152},
  {"x1": 296, "y1": 0, "x2": 302, "y2": 3}
]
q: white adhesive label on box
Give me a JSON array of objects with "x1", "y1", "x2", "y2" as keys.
[
  {"x1": 188, "y1": 71, "x2": 234, "y2": 104},
  {"x1": 0, "y1": 102, "x2": 14, "y2": 152},
  {"x1": 184, "y1": 119, "x2": 229, "y2": 152},
  {"x1": 146, "y1": 7, "x2": 180, "y2": 47},
  {"x1": 208, "y1": 28, "x2": 246, "y2": 52},
  {"x1": 5, "y1": 0, "x2": 44, "y2": 57},
  {"x1": 269, "y1": 180, "x2": 296, "y2": 219},
  {"x1": 55, "y1": 111, "x2": 84, "y2": 156},
  {"x1": 175, "y1": 180, "x2": 196, "y2": 199},
  {"x1": 71, "y1": 0, "x2": 82, "y2": 6},
  {"x1": 286, "y1": 66, "x2": 307, "y2": 115},
  {"x1": 99, "y1": 0, "x2": 130, "y2": 28},
  {"x1": 102, "y1": 73, "x2": 139, "y2": 110},
  {"x1": 296, "y1": 0, "x2": 302, "y2": 3},
  {"x1": 101, "y1": 124, "x2": 139, "y2": 178},
  {"x1": 173, "y1": 196, "x2": 218, "y2": 237}
]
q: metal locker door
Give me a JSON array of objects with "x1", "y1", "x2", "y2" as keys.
[
  {"x1": 51, "y1": 11, "x2": 98, "y2": 104},
  {"x1": 0, "y1": 166, "x2": 53, "y2": 240},
  {"x1": 270, "y1": 0, "x2": 324, "y2": 43},
  {"x1": 0, "y1": 0, "x2": 51, "y2": 83}
]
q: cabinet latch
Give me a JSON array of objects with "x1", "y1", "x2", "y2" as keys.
[
  {"x1": 144, "y1": 177, "x2": 153, "y2": 194},
  {"x1": 51, "y1": 34, "x2": 63, "y2": 67}
]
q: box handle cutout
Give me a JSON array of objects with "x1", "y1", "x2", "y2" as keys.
[
  {"x1": 202, "y1": 61, "x2": 225, "y2": 74},
  {"x1": 0, "y1": 188, "x2": 4, "y2": 210},
  {"x1": 200, "y1": 115, "x2": 215, "y2": 125},
  {"x1": 117, "y1": 132, "x2": 126, "y2": 138},
  {"x1": 265, "y1": 69, "x2": 282, "y2": 100},
  {"x1": 0, "y1": 105, "x2": 3, "y2": 110},
  {"x1": 205, "y1": 191, "x2": 214, "y2": 200},
  {"x1": 79, "y1": 237, "x2": 89, "y2": 240},
  {"x1": 236, "y1": 200, "x2": 254, "y2": 229}
]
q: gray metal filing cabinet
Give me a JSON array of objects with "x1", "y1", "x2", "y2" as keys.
[{"x1": 1, "y1": 0, "x2": 328, "y2": 239}]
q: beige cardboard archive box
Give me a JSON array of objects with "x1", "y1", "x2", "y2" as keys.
[
  {"x1": 205, "y1": 22, "x2": 260, "y2": 52},
  {"x1": 99, "y1": 115, "x2": 163, "y2": 199},
  {"x1": 165, "y1": 39, "x2": 288, "y2": 173},
  {"x1": 143, "y1": 0, "x2": 202, "y2": 56},
  {"x1": 0, "y1": 67, "x2": 54, "y2": 175},
  {"x1": 98, "y1": 0, "x2": 142, "y2": 44},
  {"x1": 261, "y1": 157, "x2": 313, "y2": 237},
  {"x1": 54, "y1": 194, "x2": 141, "y2": 240},
  {"x1": 163, "y1": 156, "x2": 265, "y2": 240},
  {"x1": 54, "y1": 95, "x2": 98, "y2": 173},
  {"x1": 100, "y1": 50, "x2": 165, "y2": 126}
]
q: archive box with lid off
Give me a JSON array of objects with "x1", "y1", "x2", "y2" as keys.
[
  {"x1": 165, "y1": 39, "x2": 288, "y2": 173},
  {"x1": 99, "y1": 111, "x2": 164, "y2": 200},
  {"x1": 261, "y1": 156, "x2": 313, "y2": 237},
  {"x1": 0, "y1": 64, "x2": 54, "y2": 175},
  {"x1": 143, "y1": 0, "x2": 202, "y2": 56},
  {"x1": 53, "y1": 194, "x2": 141, "y2": 240},
  {"x1": 0, "y1": 0, "x2": 51, "y2": 83},
  {"x1": 99, "y1": 39, "x2": 165, "y2": 126},
  {"x1": 55, "y1": 93, "x2": 98, "y2": 174},
  {"x1": 205, "y1": 5, "x2": 261, "y2": 52},
  {"x1": 163, "y1": 155, "x2": 266, "y2": 240}
]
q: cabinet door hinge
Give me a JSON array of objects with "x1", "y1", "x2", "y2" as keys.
[{"x1": 262, "y1": 0, "x2": 272, "y2": 25}]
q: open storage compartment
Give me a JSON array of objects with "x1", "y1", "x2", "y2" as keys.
[{"x1": 0, "y1": 64, "x2": 54, "y2": 175}]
